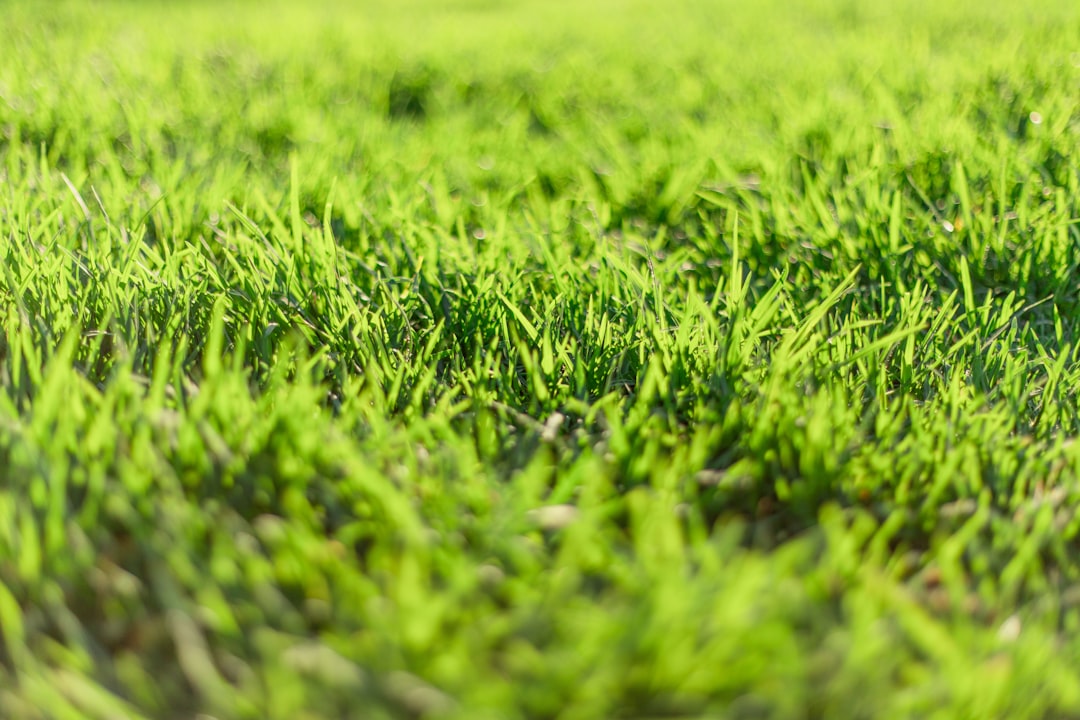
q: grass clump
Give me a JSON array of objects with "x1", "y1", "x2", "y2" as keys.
[{"x1": 2, "y1": 0, "x2": 1080, "y2": 717}]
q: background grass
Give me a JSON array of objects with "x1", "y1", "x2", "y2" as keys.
[{"x1": 2, "y1": 0, "x2": 1080, "y2": 717}]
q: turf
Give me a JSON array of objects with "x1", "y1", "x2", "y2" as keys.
[{"x1": 1, "y1": 0, "x2": 1080, "y2": 717}]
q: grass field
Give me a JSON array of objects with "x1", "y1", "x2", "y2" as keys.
[{"x1": 2, "y1": 0, "x2": 1080, "y2": 717}]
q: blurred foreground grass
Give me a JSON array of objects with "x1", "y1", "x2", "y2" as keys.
[{"x1": 2, "y1": 0, "x2": 1080, "y2": 717}]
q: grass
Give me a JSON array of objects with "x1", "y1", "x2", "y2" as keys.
[{"x1": 1, "y1": 0, "x2": 1080, "y2": 717}]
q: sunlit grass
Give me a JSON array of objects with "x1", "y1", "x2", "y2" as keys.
[{"x1": 1, "y1": 0, "x2": 1080, "y2": 717}]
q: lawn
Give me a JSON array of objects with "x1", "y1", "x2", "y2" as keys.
[{"x1": 2, "y1": 0, "x2": 1080, "y2": 717}]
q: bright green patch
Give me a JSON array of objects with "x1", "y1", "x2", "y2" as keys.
[{"x1": 2, "y1": 0, "x2": 1080, "y2": 718}]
